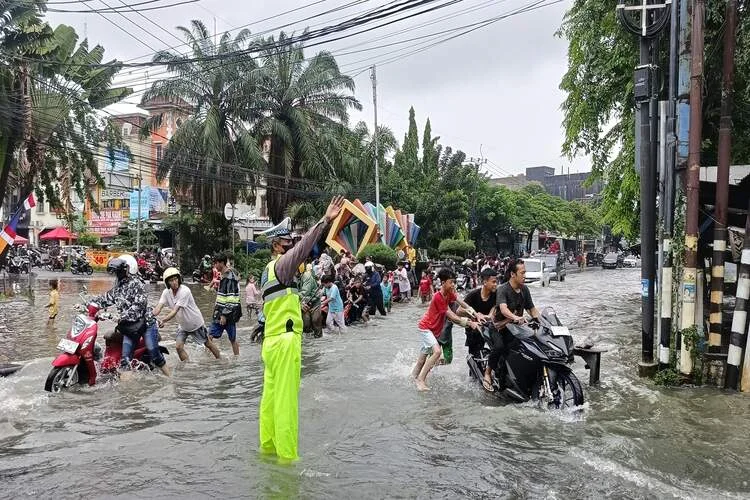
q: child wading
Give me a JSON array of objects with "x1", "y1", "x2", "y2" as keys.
[
  {"x1": 412, "y1": 268, "x2": 479, "y2": 391},
  {"x1": 45, "y1": 280, "x2": 59, "y2": 322}
]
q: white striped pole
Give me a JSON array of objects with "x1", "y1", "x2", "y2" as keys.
[
  {"x1": 659, "y1": 238, "x2": 673, "y2": 367},
  {"x1": 728, "y1": 203, "x2": 750, "y2": 390}
]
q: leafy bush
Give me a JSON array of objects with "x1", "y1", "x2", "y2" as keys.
[
  {"x1": 357, "y1": 243, "x2": 398, "y2": 270},
  {"x1": 233, "y1": 248, "x2": 272, "y2": 280},
  {"x1": 77, "y1": 232, "x2": 99, "y2": 247},
  {"x1": 438, "y1": 239, "x2": 475, "y2": 257}
]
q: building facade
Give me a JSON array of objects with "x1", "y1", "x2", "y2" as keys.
[{"x1": 489, "y1": 165, "x2": 603, "y2": 202}]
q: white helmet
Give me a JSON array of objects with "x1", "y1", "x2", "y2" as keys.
[{"x1": 119, "y1": 254, "x2": 139, "y2": 276}]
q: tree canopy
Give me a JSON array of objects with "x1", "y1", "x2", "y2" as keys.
[{"x1": 558, "y1": 0, "x2": 750, "y2": 239}]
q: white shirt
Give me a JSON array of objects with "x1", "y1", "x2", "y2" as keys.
[{"x1": 159, "y1": 284, "x2": 205, "y2": 332}]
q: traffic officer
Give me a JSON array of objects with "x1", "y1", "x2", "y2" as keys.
[{"x1": 258, "y1": 196, "x2": 343, "y2": 463}]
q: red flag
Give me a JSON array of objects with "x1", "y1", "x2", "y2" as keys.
[{"x1": 23, "y1": 192, "x2": 36, "y2": 210}]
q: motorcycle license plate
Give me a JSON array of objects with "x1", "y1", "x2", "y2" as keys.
[
  {"x1": 550, "y1": 326, "x2": 571, "y2": 337},
  {"x1": 57, "y1": 338, "x2": 79, "y2": 354}
]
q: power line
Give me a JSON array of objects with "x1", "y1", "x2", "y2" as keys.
[{"x1": 46, "y1": 0, "x2": 199, "y2": 13}]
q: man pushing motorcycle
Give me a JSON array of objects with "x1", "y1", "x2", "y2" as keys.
[{"x1": 94, "y1": 254, "x2": 170, "y2": 377}]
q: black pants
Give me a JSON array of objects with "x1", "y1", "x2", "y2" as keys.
[
  {"x1": 487, "y1": 328, "x2": 509, "y2": 374},
  {"x1": 367, "y1": 291, "x2": 386, "y2": 316}
]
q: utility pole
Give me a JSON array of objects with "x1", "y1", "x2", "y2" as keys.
[
  {"x1": 371, "y1": 65, "x2": 381, "y2": 237},
  {"x1": 659, "y1": 0, "x2": 680, "y2": 369},
  {"x1": 617, "y1": 0, "x2": 671, "y2": 375},
  {"x1": 680, "y1": 0, "x2": 705, "y2": 376},
  {"x1": 709, "y1": 0, "x2": 738, "y2": 354},
  {"x1": 136, "y1": 174, "x2": 142, "y2": 253}
]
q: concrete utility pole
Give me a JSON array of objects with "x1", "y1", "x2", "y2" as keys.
[
  {"x1": 728, "y1": 199, "x2": 750, "y2": 390},
  {"x1": 136, "y1": 173, "x2": 142, "y2": 253},
  {"x1": 680, "y1": 0, "x2": 704, "y2": 376},
  {"x1": 659, "y1": 0, "x2": 681, "y2": 369},
  {"x1": 708, "y1": 0, "x2": 738, "y2": 353},
  {"x1": 371, "y1": 65, "x2": 380, "y2": 233},
  {"x1": 616, "y1": 0, "x2": 671, "y2": 374}
]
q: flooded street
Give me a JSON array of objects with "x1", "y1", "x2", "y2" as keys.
[{"x1": 1, "y1": 268, "x2": 749, "y2": 499}]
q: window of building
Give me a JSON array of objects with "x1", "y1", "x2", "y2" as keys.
[
  {"x1": 37, "y1": 194, "x2": 45, "y2": 213},
  {"x1": 103, "y1": 199, "x2": 115, "y2": 209},
  {"x1": 121, "y1": 199, "x2": 130, "y2": 209},
  {"x1": 122, "y1": 123, "x2": 132, "y2": 136},
  {"x1": 156, "y1": 144, "x2": 163, "y2": 163},
  {"x1": 260, "y1": 195, "x2": 267, "y2": 217}
]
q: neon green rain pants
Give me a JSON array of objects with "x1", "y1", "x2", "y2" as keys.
[{"x1": 259, "y1": 331, "x2": 302, "y2": 462}]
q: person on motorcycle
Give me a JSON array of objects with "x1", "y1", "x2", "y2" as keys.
[
  {"x1": 462, "y1": 268, "x2": 500, "y2": 378},
  {"x1": 153, "y1": 267, "x2": 221, "y2": 361},
  {"x1": 200, "y1": 254, "x2": 212, "y2": 274},
  {"x1": 258, "y1": 196, "x2": 343, "y2": 463},
  {"x1": 96, "y1": 255, "x2": 170, "y2": 376},
  {"x1": 485, "y1": 259, "x2": 540, "y2": 390}
]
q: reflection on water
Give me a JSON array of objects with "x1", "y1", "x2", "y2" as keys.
[{"x1": 0, "y1": 269, "x2": 749, "y2": 498}]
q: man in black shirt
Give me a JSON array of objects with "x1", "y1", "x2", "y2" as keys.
[
  {"x1": 462, "y1": 268, "x2": 500, "y2": 363},
  {"x1": 484, "y1": 259, "x2": 541, "y2": 391}
]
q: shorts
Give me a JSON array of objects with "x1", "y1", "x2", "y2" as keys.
[
  {"x1": 210, "y1": 321, "x2": 237, "y2": 342},
  {"x1": 419, "y1": 328, "x2": 438, "y2": 355},
  {"x1": 176, "y1": 325, "x2": 209, "y2": 345}
]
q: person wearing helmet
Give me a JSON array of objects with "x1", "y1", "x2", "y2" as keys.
[
  {"x1": 258, "y1": 196, "x2": 344, "y2": 463},
  {"x1": 153, "y1": 267, "x2": 221, "y2": 362},
  {"x1": 97, "y1": 255, "x2": 169, "y2": 376}
]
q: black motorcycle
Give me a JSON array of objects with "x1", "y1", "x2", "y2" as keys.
[
  {"x1": 70, "y1": 256, "x2": 93, "y2": 275},
  {"x1": 7, "y1": 255, "x2": 30, "y2": 274},
  {"x1": 47, "y1": 255, "x2": 65, "y2": 272},
  {"x1": 467, "y1": 307, "x2": 584, "y2": 409}
]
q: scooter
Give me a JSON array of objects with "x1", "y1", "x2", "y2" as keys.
[
  {"x1": 46, "y1": 255, "x2": 65, "y2": 272},
  {"x1": 45, "y1": 300, "x2": 110, "y2": 392},
  {"x1": 139, "y1": 262, "x2": 158, "y2": 283},
  {"x1": 70, "y1": 256, "x2": 94, "y2": 275},
  {"x1": 45, "y1": 294, "x2": 169, "y2": 392},
  {"x1": 467, "y1": 307, "x2": 584, "y2": 409},
  {"x1": 7, "y1": 255, "x2": 30, "y2": 274}
]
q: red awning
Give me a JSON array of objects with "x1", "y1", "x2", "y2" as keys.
[{"x1": 40, "y1": 227, "x2": 77, "y2": 241}]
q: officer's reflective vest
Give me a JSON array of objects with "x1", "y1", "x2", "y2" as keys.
[{"x1": 261, "y1": 256, "x2": 302, "y2": 337}]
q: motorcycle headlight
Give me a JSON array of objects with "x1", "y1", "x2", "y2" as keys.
[{"x1": 71, "y1": 316, "x2": 88, "y2": 337}]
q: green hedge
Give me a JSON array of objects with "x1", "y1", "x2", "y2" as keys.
[
  {"x1": 438, "y1": 239, "x2": 475, "y2": 257},
  {"x1": 357, "y1": 243, "x2": 398, "y2": 270},
  {"x1": 233, "y1": 249, "x2": 272, "y2": 280}
]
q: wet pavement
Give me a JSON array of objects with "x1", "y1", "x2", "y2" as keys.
[{"x1": 1, "y1": 268, "x2": 749, "y2": 499}]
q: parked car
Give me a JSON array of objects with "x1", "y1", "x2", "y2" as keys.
[
  {"x1": 623, "y1": 255, "x2": 641, "y2": 267},
  {"x1": 602, "y1": 252, "x2": 619, "y2": 269},
  {"x1": 542, "y1": 254, "x2": 567, "y2": 282},
  {"x1": 523, "y1": 258, "x2": 551, "y2": 287}
]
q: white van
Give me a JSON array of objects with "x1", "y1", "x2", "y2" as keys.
[{"x1": 523, "y1": 258, "x2": 551, "y2": 287}]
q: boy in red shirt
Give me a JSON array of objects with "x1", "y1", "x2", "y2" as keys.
[
  {"x1": 418, "y1": 271, "x2": 433, "y2": 304},
  {"x1": 412, "y1": 268, "x2": 479, "y2": 391}
]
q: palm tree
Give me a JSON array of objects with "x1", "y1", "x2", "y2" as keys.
[
  {"x1": 142, "y1": 20, "x2": 264, "y2": 212},
  {"x1": 251, "y1": 32, "x2": 361, "y2": 222},
  {"x1": 20, "y1": 24, "x2": 131, "y2": 215},
  {"x1": 0, "y1": 0, "x2": 49, "y2": 211}
]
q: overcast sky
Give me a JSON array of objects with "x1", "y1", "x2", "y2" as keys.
[{"x1": 46, "y1": 0, "x2": 590, "y2": 177}]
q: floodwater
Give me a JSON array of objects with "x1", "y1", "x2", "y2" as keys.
[{"x1": 1, "y1": 269, "x2": 749, "y2": 499}]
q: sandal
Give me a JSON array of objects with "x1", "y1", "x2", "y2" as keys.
[{"x1": 482, "y1": 376, "x2": 495, "y2": 392}]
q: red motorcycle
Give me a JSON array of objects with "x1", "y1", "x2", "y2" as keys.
[{"x1": 45, "y1": 295, "x2": 169, "y2": 392}]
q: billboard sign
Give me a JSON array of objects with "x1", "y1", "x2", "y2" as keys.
[{"x1": 129, "y1": 187, "x2": 150, "y2": 220}]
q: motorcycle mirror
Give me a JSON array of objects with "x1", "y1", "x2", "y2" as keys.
[{"x1": 81, "y1": 285, "x2": 87, "y2": 292}]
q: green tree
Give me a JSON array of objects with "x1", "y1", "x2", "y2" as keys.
[
  {"x1": 252, "y1": 32, "x2": 361, "y2": 222},
  {"x1": 142, "y1": 20, "x2": 263, "y2": 212},
  {"x1": 558, "y1": 0, "x2": 750, "y2": 239}
]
